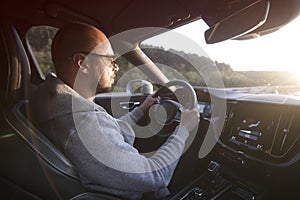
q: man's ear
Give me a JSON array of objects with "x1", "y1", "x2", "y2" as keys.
[{"x1": 73, "y1": 53, "x2": 89, "y2": 74}]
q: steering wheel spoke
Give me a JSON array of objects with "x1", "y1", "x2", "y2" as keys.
[{"x1": 149, "y1": 80, "x2": 197, "y2": 136}]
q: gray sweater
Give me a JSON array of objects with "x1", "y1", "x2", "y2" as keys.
[{"x1": 29, "y1": 74, "x2": 189, "y2": 199}]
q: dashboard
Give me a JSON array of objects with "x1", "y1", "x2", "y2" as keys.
[{"x1": 195, "y1": 88, "x2": 300, "y2": 168}]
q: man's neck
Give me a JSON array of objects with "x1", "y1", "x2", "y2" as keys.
[
  {"x1": 86, "y1": 95, "x2": 95, "y2": 102},
  {"x1": 60, "y1": 76, "x2": 95, "y2": 102},
  {"x1": 75, "y1": 87, "x2": 95, "y2": 102}
]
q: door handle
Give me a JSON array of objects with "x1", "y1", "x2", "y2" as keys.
[{"x1": 119, "y1": 101, "x2": 140, "y2": 110}]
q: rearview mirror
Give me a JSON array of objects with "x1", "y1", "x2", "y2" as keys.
[{"x1": 204, "y1": 0, "x2": 270, "y2": 44}]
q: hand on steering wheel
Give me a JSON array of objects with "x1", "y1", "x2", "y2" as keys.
[
  {"x1": 180, "y1": 106, "x2": 200, "y2": 132},
  {"x1": 139, "y1": 95, "x2": 159, "y2": 113}
]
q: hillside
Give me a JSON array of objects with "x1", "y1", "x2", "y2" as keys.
[{"x1": 140, "y1": 45, "x2": 298, "y2": 87}]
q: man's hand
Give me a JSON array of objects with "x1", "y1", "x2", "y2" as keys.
[
  {"x1": 139, "y1": 95, "x2": 159, "y2": 113},
  {"x1": 180, "y1": 105, "x2": 200, "y2": 132}
]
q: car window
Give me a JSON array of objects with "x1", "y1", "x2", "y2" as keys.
[
  {"x1": 140, "y1": 44, "x2": 207, "y2": 87},
  {"x1": 27, "y1": 25, "x2": 58, "y2": 75},
  {"x1": 112, "y1": 56, "x2": 152, "y2": 93}
]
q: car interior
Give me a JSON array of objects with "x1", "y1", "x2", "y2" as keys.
[{"x1": 1, "y1": 0, "x2": 300, "y2": 199}]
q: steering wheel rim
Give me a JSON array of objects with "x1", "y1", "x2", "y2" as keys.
[{"x1": 153, "y1": 80, "x2": 197, "y2": 109}]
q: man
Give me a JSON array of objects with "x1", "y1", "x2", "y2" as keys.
[{"x1": 30, "y1": 21, "x2": 200, "y2": 199}]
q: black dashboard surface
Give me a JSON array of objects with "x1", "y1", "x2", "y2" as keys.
[{"x1": 196, "y1": 88, "x2": 300, "y2": 168}]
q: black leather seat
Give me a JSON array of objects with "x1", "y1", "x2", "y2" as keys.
[{"x1": 0, "y1": 20, "x2": 120, "y2": 200}]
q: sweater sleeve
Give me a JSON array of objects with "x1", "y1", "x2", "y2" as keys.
[
  {"x1": 65, "y1": 110, "x2": 189, "y2": 195},
  {"x1": 118, "y1": 107, "x2": 144, "y2": 127}
]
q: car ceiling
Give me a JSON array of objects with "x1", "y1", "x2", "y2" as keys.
[{"x1": 1, "y1": 0, "x2": 300, "y2": 42}]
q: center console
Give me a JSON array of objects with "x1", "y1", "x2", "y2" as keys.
[
  {"x1": 176, "y1": 161, "x2": 257, "y2": 200},
  {"x1": 219, "y1": 101, "x2": 300, "y2": 167}
]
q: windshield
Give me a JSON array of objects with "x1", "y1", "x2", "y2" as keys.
[{"x1": 141, "y1": 17, "x2": 300, "y2": 94}]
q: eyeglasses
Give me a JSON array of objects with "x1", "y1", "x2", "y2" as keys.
[{"x1": 79, "y1": 51, "x2": 118, "y2": 68}]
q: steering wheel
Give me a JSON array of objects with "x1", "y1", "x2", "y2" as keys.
[{"x1": 148, "y1": 80, "x2": 197, "y2": 135}]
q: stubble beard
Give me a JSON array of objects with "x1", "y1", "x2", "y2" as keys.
[
  {"x1": 95, "y1": 78, "x2": 114, "y2": 94},
  {"x1": 96, "y1": 83, "x2": 112, "y2": 94}
]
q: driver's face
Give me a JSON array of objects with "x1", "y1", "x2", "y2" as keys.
[
  {"x1": 97, "y1": 58, "x2": 119, "y2": 93},
  {"x1": 89, "y1": 42, "x2": 119, "y2": 94}
]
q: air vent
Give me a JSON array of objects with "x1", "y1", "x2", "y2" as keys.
[{"x1": 271, "y1": 110, "x2": 300, "y2": 157}]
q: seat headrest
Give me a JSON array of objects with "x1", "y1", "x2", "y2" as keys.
[{"x1": 0, "y1": 20, "x2": 31, "y2": 110}]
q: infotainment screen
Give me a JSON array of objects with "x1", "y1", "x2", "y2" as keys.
[{"x1": 226, "y1": 103, "x2": 278, "y2": 154}]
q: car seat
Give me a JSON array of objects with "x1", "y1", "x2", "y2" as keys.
[{"x1": 0, "y1": 19, "x2": 120, "y2": 200}]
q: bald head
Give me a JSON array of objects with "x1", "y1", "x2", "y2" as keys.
[{"x1": 51, "y1": 21, "x2": 108, "y2": 76}]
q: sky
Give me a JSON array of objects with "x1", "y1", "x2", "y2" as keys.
[{"x1": 144, "y1": 16, "x2": 300, "y2": 72}]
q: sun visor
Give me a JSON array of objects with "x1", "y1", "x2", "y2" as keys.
[
  {"x1": 234, "y1": 0, "x2": 300, "y2": 40},
  {"x1": 112, "y1": 0, "x2": 190, "y2": 33}
]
